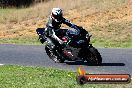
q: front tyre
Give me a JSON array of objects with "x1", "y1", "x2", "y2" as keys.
[
  {"x1": 45, "y1": 45, "x2": 65, "y2": 63},
  {"x1": 86, "y1": 46, "x2": 102, "y2": 65}
]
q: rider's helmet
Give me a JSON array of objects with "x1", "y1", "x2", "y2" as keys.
[{"x1": 51, "y1": 8, "x2": 63, "y2": 22}]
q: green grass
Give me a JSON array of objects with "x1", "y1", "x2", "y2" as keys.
[
  {"x1": 91, "y1": 38, "x2": 132, "y2": 48},
  {"x1": 0, "y1": 8, "x2": 16, "y2": 13},
  {"x1": 90, "y1": 21, "x2": 132, "y2": 48},
  {"x1": 0, "y1": 36, "x2": 40, "y2": 45},
  {"x1": 0, "y1": 65, "x2": 131, "y2": 88},
  {"x1": 0, "y1": 35, "x2": 131, "y2": 48}
]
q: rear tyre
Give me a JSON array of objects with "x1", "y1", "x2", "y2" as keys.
[
  {"x1": 86, "y1": 46, "x2": 102, "y2": 65},
  {"x1": 45, "y1": 45, "x2": 65, "y2": 63}
]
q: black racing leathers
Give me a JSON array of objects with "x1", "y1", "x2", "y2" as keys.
[{"x1": 45, "y1": 16, "x2": 80, "y2": 45}]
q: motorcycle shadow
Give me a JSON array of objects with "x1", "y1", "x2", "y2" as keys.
[{"x1": 65, "y1": 61, "x2": 125, "y2": 66}]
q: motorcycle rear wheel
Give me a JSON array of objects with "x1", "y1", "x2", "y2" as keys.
[{"x1": 45, "y1": 45, "x2": 65, "y2": 63}]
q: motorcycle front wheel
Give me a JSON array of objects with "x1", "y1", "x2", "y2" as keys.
[{"x1": 86, "y1": 46, "x2": 102, "y2": 65}]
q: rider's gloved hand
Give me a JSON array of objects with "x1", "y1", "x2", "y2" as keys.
[
  {"x1": 58, "y1": 39, "x2": 66, "y2": 48},
  {"x1": 58, "y1": 39, "x2": 64, "y2": 45}
]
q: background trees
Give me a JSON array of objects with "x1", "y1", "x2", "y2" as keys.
[{"x1": 0, "y1": 0, "x2": 48, "y2": 8}]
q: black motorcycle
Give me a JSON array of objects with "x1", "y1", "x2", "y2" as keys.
[{"x1": 36, "y1": 27, "x2": 102, "y2": 65}]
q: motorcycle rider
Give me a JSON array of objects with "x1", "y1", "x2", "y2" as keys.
[
  {"x1": 37, "y1": 8, "x2": 90, "y2": 62},
  {"x1": 44, "y1": 8, "x2": 81, "y2": 46}
]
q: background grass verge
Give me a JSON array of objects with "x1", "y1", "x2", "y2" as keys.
[{"x1": 0, "y1": 0, "x2": 132, "y2": 48}]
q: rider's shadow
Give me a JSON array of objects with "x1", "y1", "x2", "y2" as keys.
[{"x1": 65, "y1": 61, "x2": 125, "y2": 66}]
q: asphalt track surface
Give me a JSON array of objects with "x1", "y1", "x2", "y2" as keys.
[{"x1": 0, "y1": 44, "x2": 132, "y2": 75}]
